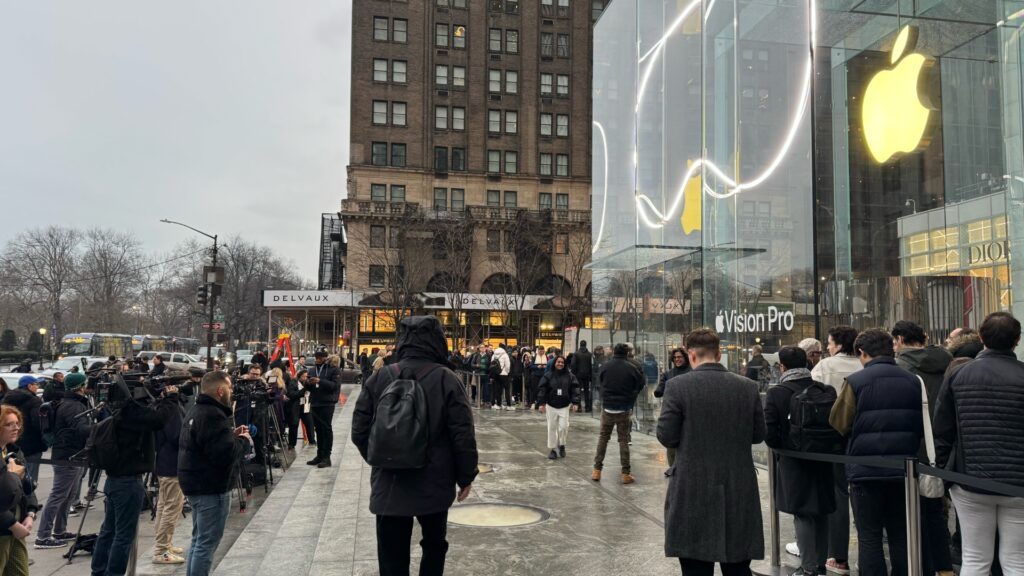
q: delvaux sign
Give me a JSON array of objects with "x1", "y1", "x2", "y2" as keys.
[
  {"x1": 264, "y1": 290, "x2": 548, "y2": 310},
  {"x1": 263, "y1": 290, "x2": 359, "y2": 308},
  {"x1": 422, "y1": 293, "x2": 546, "y2": 311}
]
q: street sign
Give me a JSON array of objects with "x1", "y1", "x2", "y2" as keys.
[
  {"x1": 202, "y1": 322, "x2": 224, "y2": 330},
  {"x1": 214, "y1": 314, "x2": 225, "y2": 323}
]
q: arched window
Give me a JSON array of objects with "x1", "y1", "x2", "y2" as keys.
[{"x1": 481, "y1": 273, "x2": 517, "y2": 294}]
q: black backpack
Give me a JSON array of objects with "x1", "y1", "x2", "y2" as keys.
[
  {"x1": 38, "y1": 400, "x2": 61, "y2": 448},
  {"x1": 367, "y1": 363, "x2": 439, "y2": 470},
  {"x1": 86, "y1": 416, "x2": 119, "y2": 471},
  {"x1": 783, "y1": 381, "x2": 845, "y2": 454}
]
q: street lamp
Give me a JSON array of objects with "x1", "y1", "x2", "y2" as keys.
[
  {"x1": 38, "y1": 328, "x2": 47, "y2": 369},
  {"x1": 160, "y1": 219, "x2": 219, "y2": 370},
  {"x1": 131, "y1": 304, "x2": 142, "y2": 334}
]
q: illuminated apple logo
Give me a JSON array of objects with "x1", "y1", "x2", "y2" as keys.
[
  {"x1": 862, "y1": 25, "x2": 934, "y2": 163},
  {"x1": 714, "y1": 312, "x2": 725, "y2": 333}
]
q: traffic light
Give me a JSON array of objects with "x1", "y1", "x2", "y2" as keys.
[{"x1": 196, "y1": 285, "x2": 208, "y2": 307}]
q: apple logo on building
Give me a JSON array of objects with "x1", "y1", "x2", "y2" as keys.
[
  {"x1": 862, "y1": 25, "x2": 934, "y2": 163},
  {"x1": 714, "y1": 312, "x2": 726, "y2": 333}
]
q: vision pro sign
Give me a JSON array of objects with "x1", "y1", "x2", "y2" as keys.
[{"x1": 714, "y1": 305, "x2": 795, "y2": 334}]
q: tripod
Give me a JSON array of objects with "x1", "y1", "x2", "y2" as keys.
[
  {"x1": 64, "y1": 464, "x2": 102, "y2": 563},
  {"x1": 250, "y1": 396, "x2": 291, "y2": 490}
]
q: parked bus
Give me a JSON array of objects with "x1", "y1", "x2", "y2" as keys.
[
  {"x1": 132, "y1": 335, "x2": 171, "y2": 353},
  {"x1": 169, "y1": 337, "x2": 200, "y2": 354},
  {"x1": 60, "y1": 333, "x2": 133, "y2": 359}
]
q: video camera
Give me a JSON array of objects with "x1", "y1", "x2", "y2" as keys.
[
  {"x1": 85, "y1": 365, "x2": 193, "y2": 406},
  {"x1": 231, "y1": 373, "x2": 278, "y2": 404}
]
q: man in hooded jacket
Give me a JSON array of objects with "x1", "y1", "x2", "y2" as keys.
[{"x1": 352, "y1": 316, "x2": 478, "y2": 576}]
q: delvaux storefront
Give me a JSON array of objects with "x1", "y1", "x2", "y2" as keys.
[{"x1": 589, "y1": 0, "x2": 1024, "y2": 384}]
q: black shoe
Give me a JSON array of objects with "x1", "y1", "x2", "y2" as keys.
[
  {"x1": 306, "y1": 456, "x2": 322, "y2": 466},
  {"x1": 316, "y1": 458, "x2": 332, "y2": 468},
  {"x1": 559, "y1": 445, "x2": 566, "y2": 458},
  {"x1": 53, "y1": 532, "x2": 77, "y2": 542},
  {"x1": 548, "y1": 450, "x2": 558, "y2": 460},
  {"x1": 34, "y1": 538, "x2": 67, "y2": 549},
  {"x1": 664, "y1": 469, "x2": 674, "y2": 477}
]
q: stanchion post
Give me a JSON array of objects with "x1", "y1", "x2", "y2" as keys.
[
  {"x1": 767, "y1": 449, "x2": 780, "y2": 567},
  {"x1": 904, "y1": 458, "x2": 921, "y2": 576}
]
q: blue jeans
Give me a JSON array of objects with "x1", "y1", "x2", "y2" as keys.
[
  {"x1": 186, "y1": 492, "x2": 231, "y2": 576},
  {"x1": 91, "y1": 475, "x2": 145, "y2": 576}
]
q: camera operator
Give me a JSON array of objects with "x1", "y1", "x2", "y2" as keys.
[
  {"x1": 151, "y1": 383, "x2": 186, "y2": 565},
  {"x1": 305, "y1": 350, "x2": 339, "y2": 468},
  {"x1": 90, "y1": 380, "x2": 163, "y2": 576},
  {"x1": 34, "y1": 373, "x2": 92, "y2": 550},
  {"x1": 179, "y1": 371, "x2": 252, "y2": 576}
]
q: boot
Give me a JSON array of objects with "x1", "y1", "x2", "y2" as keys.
[
  {"x1": 559, "y1": 445, "x2": 565, "y2": 458},
  {"x1": 591, "y1": 469, "x2": 601, "y2": 481},
  {"x1": 547, "y1": 450, "x2": 558, "y2": 460},
  {"x1": 306, "y1": 456, "x2": 322, "y2": 466},
  {"x1": 621, "y1": 473, "x2": 635, "y2": 485},
  {"x1": 316, "y1": 457, "x2": 332, "y2": 468}
]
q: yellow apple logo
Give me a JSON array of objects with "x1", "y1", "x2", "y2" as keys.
[{"x1": 862, "y1": 25, "x2": 933, "y2": 163}]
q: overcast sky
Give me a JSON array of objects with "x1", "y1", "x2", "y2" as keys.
[{"x1": 0, "y1": 2, "x2": 351, "y2": 283}]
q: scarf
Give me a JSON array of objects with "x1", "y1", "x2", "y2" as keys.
[{"x1": 779, "y1": 367, "x2": 812, "y2": 384}]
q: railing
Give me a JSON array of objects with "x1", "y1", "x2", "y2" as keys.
[{"x1": 341, "y1": 199, "x2": 420, "y2": 216}]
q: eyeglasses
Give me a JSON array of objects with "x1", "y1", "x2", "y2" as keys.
[{"x1": 2, "y1": 423, "x2": 21, "y2": 430}]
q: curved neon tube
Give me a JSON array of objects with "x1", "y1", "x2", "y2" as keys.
[{"x1": 592, "y1": 120, "x2": 610, "y2": 254}]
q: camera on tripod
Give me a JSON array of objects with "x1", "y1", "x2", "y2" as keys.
[{"x1": 231, "y1": 375, "x2": 278, "y2": 402}]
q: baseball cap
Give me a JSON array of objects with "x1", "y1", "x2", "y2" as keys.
[
  {"x1": 314, "y1": 350, "x2": 328, "y2": 358},
  {"x1": 17, "y1": 375, "x2": 43, "y2": 389},
  {"x1": 64, "y1": 372, "x2": 88, "y2": 391}
]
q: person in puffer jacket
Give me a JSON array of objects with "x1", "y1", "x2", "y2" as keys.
[
  {"x1": 537, "y1": 355, "x2": 580, "y2": 460},
  {"x1": 935, "y1": 312, "x2": 1024, "y2": 576},
  {"x1": 490, "y1": 346, "x2": 512, "y2": 411}
]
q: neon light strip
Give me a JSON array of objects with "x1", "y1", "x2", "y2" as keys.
[{"x1": 592, "y1": 120, "x2": 609, "y2": 254}]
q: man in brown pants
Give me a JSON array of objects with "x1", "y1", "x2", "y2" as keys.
[{"x1": 592, "y1": 342, "x2": 645, "y2": 484}]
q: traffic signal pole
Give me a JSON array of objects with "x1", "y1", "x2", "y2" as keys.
[{"x1": 206, "y1": 235, "x2": 218, "y2": 370}]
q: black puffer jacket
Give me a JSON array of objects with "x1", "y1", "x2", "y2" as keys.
[
  {"x1": 179, "y1": 394, "x2": 251, "y2": 496},
  {"x1": 935, "y1": 348, "x2": 1024, "y2": 493},
  {"x1": 597, "y1": 353, "x2": 645, "y2": 411},
  {"x1": 570, "y1": 346, "x2": 593, "y2": 380},
  {"x1": 51, "y1": 393, "x2": 93, "y2": 461},
  {"x1": 537, "y1": 368, "x2": 580, "y2": 409},
  {"x1": 352, "y1": 316, "x2": 478, "y2": 516},
  {"x1": 154, "y1": 395, "x2": 185, "y2": 477},
  {"x1": 2, "y1": 388, "x2": 45, "y2": 456},
  {"x1": 305, "y1": 362, "x2": 340, "y2": 408}
]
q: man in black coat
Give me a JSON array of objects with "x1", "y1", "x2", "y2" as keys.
[
  {"x1": 764, "y1": 346, "x2": 835, "y2": 576},
  {"x1": 591, "y1": 342, "x2": 645, "y2": 484},
  {"x1": 569, "y1": 340, "x2": 594, "y2": 412},
  {"x1": 2, "y1": 376, "x2": 46, "y2": 481},
  {"x1": 305, "y1": 350, "x2": 340, "y2": 468},
  {"x1": 152, "y1": 385, "x2": 187, "y2": 564},
  {"x1": 352, "y1": 316, "x2": 478, "y2": 576}
]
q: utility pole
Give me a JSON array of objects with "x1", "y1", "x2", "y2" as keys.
[{"x1": 161, "y1": 219, "x2": 222, "y2": 370}]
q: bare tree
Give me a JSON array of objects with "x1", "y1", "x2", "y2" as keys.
[
  {"x1": 490, "y1": 211, "x2": 553, "y2": 344},
  {"x1": 0, "y1": 226, "x2": 78, "y2": 343},
  {"x1": 76, "y1": 229, "x2": 144, "y2": 331},
  {"x1": 428, "y1": 215, "x2": 474, "y2": 350}
]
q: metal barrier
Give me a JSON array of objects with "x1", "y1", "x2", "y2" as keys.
[{"x1": 766, "y1": 448, "x2": 1024, "y2": 576}]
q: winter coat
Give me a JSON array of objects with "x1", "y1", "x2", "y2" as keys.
[
  {"x1": 745, "y1": 355, "x2": 767, "y2": 381},
  {"x1": 351, "y1": 316, "x2": 479, "y2": 516},
  {"x1": 305, "y1": 362, "x2": 340, "y2": 407},
  {"x1": 935, "y1": 348, "x2": 1024, "y2": 493},
  {"x1": 0, "y1": 445, "x2": 38, "y2": 537},
  {"x1": 643, "y1": 356, "x2": 659, "y2": 383},
  {"x1": 654, "y1": 365, "x2": 691, "y2": 398},
  {"x1": 536, "y1": 368, "x2": 580, "y2": 409},
  {"x1": 509, "y1": 355, "x2": 524, "y2": 381},
  {"x1": 763, "y1": 373, "x2": 836, "y2": 516},
  {"x1": 155, "y1": 395, "x2": 185, "y2": 477},
  {"x1": 597, "y1": 353, "x2": 645, "y2": 411},
  {"x1": 491, "y1": 348, "x2": 511, "y2": 376},
  {"x1": 657, "y1": 363, "x2": 766, "y2": 562},
  {"x1": 179, "y1": 394, "x2": 251, "y2": 496},
  {"x1": 810, "y1": 353, "x2": 862, "y2": 391},
  {"x1": 1, "y1": 388, "x2": 45, "y2": 456},
  {"x1": 51, "y1": 393, "x2": 93, "y2": 460},
  {"x1": 896, "y1": 346, "x2": 952, "y2": 415},
  {"x1": 570, "y1": 347, "x2": 593, "y2": 381},
  {"x1": 105, "y1": 399, "x2": 163, "y2": 477}
]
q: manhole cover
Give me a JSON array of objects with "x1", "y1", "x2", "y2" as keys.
[
  {"x1": 478, "y1": 463, "x2": 495, "y2": 474},
  {"x1": 447, "y1": 504, "x2": 549, "y2": 527}
]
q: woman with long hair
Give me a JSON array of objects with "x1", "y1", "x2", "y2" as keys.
[
  {"x1": 537, "y1": 355, "x2": 581, "y2": 460},
  {"x1": 0, "y1": 405, "x2": 38, "y2": 575}
]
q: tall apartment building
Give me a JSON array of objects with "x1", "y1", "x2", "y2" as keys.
[{"x1": 340, "y1": 0, "x2": 600, "y2": 347}]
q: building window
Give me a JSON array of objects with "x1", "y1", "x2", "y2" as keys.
[
  {"x1": 489, "y1": 28, "x2": 502, "y2": 52},
  {"x1": 434, "y1": 147, "x2": 449, "y2": 172},
  {"x1": 433, "y1": 187, "x2": 448, "y2": 210},
  {"x1": 392, "y1": 102, "x2": 406, "y2": 126},
  {"x1": 369, "y1": 265, "x2": 385, "y2": 288},
  {"x1": 392, "y1": 60, "x2": 407, "y2": 83},
  {"x1": 452, "y1": 66, "x2": 466, "y2": 87},
  {"x1": 540, "y1": 113, "x2": 553, "y2": 136},
  {"x1": 539, "y1": 192, "x2": 552, "y2": 210},
  {"x1": 488, "y1": 110, "x2": 501, "y2": 133},
  {"x1": 451, "y1": 148, "x2": 466, "y2": 171},
  {"x1": 453, "y1": 0, "x2": 467, "y2": 7},
  {"x1": 373, "y1": 17, "x2": 389, "y2": 41},
  {"x1": 373, "y1": 59, "x2": 388, "y2": 82},
  {"x1": 370, "y1": 225, "x2": 386, "y2": 248},
  {"x1": 559, "y1": 0, "x2": 570, "y2": 6},
  {"x1": 487, "y1": 190, "x2": 501, "y2": 207},
  {"x1": 438, "y1": 0, "x2": 449, "y2": 6},
  {"x1": 505, "y1": 30, "x2": 519, "y2": 54},
  {"x1": 506, "y1": 0, "x2": 519, "y2": 14},
  {"x1": 452, "y1": 107, "x2": 465, "y2": 130},
  {"x1": 555, "y1": 233, "x2": 568, "y2": 254},
  {"x1": 390, "y1": 185, "x2": 405, "y2": 202},
  {"x1": 540, "y1": 73, "x2": 553, "y2": 95},
  {"x1": 389, "y1": 226, "x2": 400, "y2": 248},
  {"x1": 504, "y1": 151, "x2": 518, "y2": 174},
  {"x1": 540, "y1": 153, "x2": 553, "y2": 176},
  {"x1": 370, "y1": 183, "x2": 386, "y2": 201},
  {"x1": 505, "y1": 70, "x2": 518, "y2": 94},
  {"x1": 390, "y1": 143, "x2": 406, "y2": 167},
  {"x1": 592, "y1": 0, "x2": 605, "y2": 21},
  {"x1": 556, "y1": 193, "x2": 569, "y2": 209},
  {"x1": 435, "y1": 106, "x2": 448, "y2": 129},
  {"x1": 557, "y1": 75, "x2": 569, "y2": 96},
  {"x1": 371, "y1": 142, "x2": 387, "y2": 166},
  {"x1": 504, "y1": 191, "x2": 518, "y2": 207},
  {"x1": 487, "y1": 150, "x2": 501, "y2": 172},
  {"x1": 393, "y1": 19, "x2": 408, "y2": 43},
  {"x1": 556, "y1": 34, "x2": 570, "y2": 57},
  {"x1": 453, "y1": 25, "x2": 466, "y2": 49},
  {"x1": 505, "y1": 110, "x2": 518, "y2": 134},
  {"x1": 486, "y1": 229, "x2": 501, "y2": 252},
  {"x1": 556, "y1": 154, "x2": 569, "y2": 176},
  {"x1": 541, "y1": 33, "x2": 554, "y2": 57},
  {"x1": 451, "y1": 188, "x2": 465, "y2": 211},
  {"x1": 372, "y1": 100, "x2": 387, "y2": 125},
  {"x1": 435, "y1": 65, "x2": 448, "y2": 85},
  {"x1": 556, "y1": 114, "x2": 569, "y2": 136},
  {"x1": 436, "y1": 24, "x2": 449, "y2": 47},
  {"x1": 489, "y1": 70, "x2": 501, "y2": 93}
]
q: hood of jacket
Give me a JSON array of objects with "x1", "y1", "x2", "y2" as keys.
[
  {"x1": 492, "y1": 347, "x2": 508, "y2": 361},
  {"x1": 395, "y1": 316, "x2": 449, "y2": 365},
  {"x1": 898, "y1": 345, "x2": 952, "y2": 375}
]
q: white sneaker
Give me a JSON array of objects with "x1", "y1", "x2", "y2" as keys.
[
  {"x1": 786, "y1": 542, "x2": 800, "y2": 557},
  {"x1": 491, "y1": 404, "x2": 500, "y2": 410}
]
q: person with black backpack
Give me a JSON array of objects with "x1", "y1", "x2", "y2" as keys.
[
  {"x1": 764, "y1": 346, "x2": 839, "y2": 576},
  {"x1": 351, "y1": 315, "x2": 478, "y2": 576}
]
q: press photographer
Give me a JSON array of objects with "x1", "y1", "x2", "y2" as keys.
[
  {"x1": 0, "y1": 405, "x2": 40, "y2": 574},
  {"x1": 89, "y1": 375, "x2": 163, "y2": 576},
  {"x1": 179, "y1": 371, "x2": 252, "y2": 576},
  {"x1": 305, "y1": 350, "x2": 339, "y2": 468}
]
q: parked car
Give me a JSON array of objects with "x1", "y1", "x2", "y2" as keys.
[
  {"x1": 41, "y1": 356, "x2": 109, "y2": 377},
  {"x1": 136, "y1": 351, "x2": 206, "y2": 372}
]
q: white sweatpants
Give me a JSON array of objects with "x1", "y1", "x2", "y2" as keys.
[
  {"x1": 950, "y1": 485, "x2": 1024, "y2": 576},
  {"x1": 545, "y1": 405, "x2": 570, "y2": 450}
]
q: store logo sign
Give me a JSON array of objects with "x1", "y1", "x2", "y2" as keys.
[
  {"x1": 968, "y1": 241, "x2": 1008, "y2": 266},
  {"x1": 863, "y1": 25, "x2": 934, "y2": 163},
  {"x1": 715, "y1": 306, "x2": 795, "y2": 334}
]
